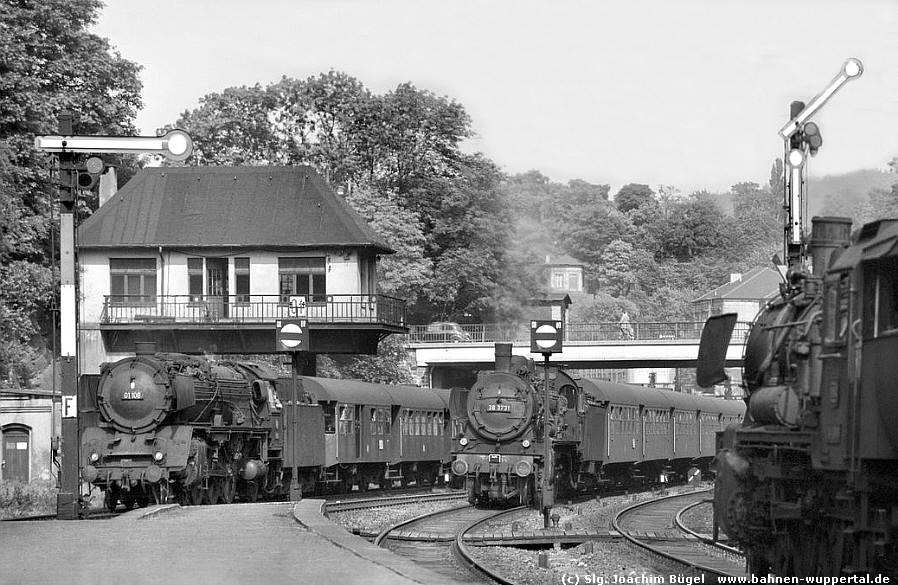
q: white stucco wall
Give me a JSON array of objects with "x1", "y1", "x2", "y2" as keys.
[{"x1": 0, "y1": 397, "x2": 55, "y2": 483}]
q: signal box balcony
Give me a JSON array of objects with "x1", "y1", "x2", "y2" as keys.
[{"x1": 98, "y1": 293, "x2": 407, "y2": 355}]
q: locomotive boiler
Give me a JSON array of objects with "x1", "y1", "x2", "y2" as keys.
[
  {"x1": 80, "y1": 344, "x2": 284, "y2": 509},
  {"x1": 706, "y1": 217, "x2": 898, "y2": 576}
]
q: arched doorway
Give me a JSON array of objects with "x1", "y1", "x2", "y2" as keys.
[{"x1": 2, "y1": 425, "x2": 30, "y2": 482}]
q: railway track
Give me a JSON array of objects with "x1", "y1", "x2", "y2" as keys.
[
  {"x1": 324, "y1": 488, "x2": 467, "y2": 513},
  {"x1": 612, "y1": 489, "x2": 747, "y2": 578},
  {"x1": 375, "y1": 504, "x2": 524, "y2": 584}
]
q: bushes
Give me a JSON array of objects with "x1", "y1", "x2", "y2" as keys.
[{"x1": 0, "y1": 480, "x2": 57, "y2": 519}]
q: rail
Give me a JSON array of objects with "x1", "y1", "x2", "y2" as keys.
[
  {"x1": 100, "y1": 294, "x2": 407, "y2": 328},
  {"x1": 406, "y1": 321, "x2": 752, "y2": 343}
]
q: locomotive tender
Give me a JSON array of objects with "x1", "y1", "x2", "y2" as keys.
[
  {"x1": 449, "y1": 343, "x2": 744, "y2": 506},
  {"x1": 79, "y1": 344, "x2": 451, "y2": 510},
  {"x1": 709, "y1": 217, "x2": 898, "y2": 576}
]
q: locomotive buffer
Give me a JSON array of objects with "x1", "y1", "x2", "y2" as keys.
[{"x1": 531, "y1": 320, "x2": 563, "y2": 528}]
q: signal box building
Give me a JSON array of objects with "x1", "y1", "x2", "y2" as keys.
[{"x1": 76, "y1": 166, "x2": 405, "y2": 375}]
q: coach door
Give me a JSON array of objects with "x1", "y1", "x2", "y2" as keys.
[
  {"x1": 2, "y1": 427, "x2": 29, "y2": 482},
  {"x1": 355, "y1": 405, "x2": 363, "y2": 459}
]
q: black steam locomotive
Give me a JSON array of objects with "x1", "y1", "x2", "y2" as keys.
[
  {"x1": 450, "y1": 343, "x2": 744, "y2": 507},
  {"x1": 79, "y1": 345, "x2": 452, "y2": 510},
  {"x1": 707, "y1": 217, "x2": 898, "y2": 576}
]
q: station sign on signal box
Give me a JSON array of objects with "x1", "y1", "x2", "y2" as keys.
[
  {"x1": 530, "y1": 320, "x2": 563, "y2": 354},
  {"x1": 276, "y1": 319, "x2": 309, "y2": 352}
]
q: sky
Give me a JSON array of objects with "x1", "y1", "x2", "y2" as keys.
[{"x1": 92, "y1": 0, "x2": 898, "y2": 196}]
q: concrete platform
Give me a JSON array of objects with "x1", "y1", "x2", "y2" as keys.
[{"x1": 0, "y1": 501, "x2": 469, "y2": 585}]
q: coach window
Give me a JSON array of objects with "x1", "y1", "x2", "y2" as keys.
[
  {"x1": 110, "y1": 258, "x2": 156, "y2": 305},
  {"x1": 323, "y1": 404, "x2": 335, "y2": 434},
  {"x1": 235, "y1": 257, "x2": 250, "y2": 303},
  {"x1": 279, "y1": 257, "x2": 326, "y2": 304},
  {"x1": 863, "y1": 257, "x2": 898, "y2": 338},
  {"x1": 338, "y1": 405, "x2": 354, "y2": 435}
]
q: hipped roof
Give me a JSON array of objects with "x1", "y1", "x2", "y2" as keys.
[{"x1": 77, "y1": 166, "x2": 393, "y2": 253}]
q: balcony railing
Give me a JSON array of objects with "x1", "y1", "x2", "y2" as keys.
[
  {"x1": 406, "y1": 321, "x2": 752, "y2": 344},
  {"x1": 100, "y1": 294, "x2": 407, "y2": 328}
]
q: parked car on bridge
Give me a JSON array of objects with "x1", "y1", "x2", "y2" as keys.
[{"x1": 424, "y1": 322, "x2": 472, "y2": 342}]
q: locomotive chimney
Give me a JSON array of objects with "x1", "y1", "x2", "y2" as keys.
[
  {"x1": 809, "y1": 217, "x2": 852, "y2": 276},
  {"x1": 134, "y1": 341, "x2": 157, "y2": 356},
  {"x1": 494, "y1": 343, "x2": 512, "y2": 373}
]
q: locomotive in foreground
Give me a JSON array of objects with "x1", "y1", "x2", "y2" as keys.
[
  {"x1": 79, "y1": 345, "x2": 451, "y2": 510},
  {"x1": 449, "y1": 343, "x2": 744, "y2": 507},
  {"x1": 708, "y1": 217, "x2": 898, "y2": 576}
]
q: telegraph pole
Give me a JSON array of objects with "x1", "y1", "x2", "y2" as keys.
[{"x1": 36, "y1": 120, "x2": 193, "y2": 518}]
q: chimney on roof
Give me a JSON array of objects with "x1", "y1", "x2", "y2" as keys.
[
  {"x1": 730, "y1": 273, "x2": 742, "y2": 283},
  {"x1": 98, "y1": 166, "x2": 117, "y2": 207}
]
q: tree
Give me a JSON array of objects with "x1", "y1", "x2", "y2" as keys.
[
  {"x1": 653, "y1": 192, "x2": 733, "y2": 261},
  {"x1": 173, "y1": 84, "x2": 281, "y2": 165},
  {"x1": 0, "y1": 0, "x2": 142, "y2": 385},
  {"x1": 594, "y1": 239, "x2": 659, "y2": 297},
  {"x1": 614, "y1": 183, "x2": 654, "y2": 213},
  {"x1": 317, "y1": 335, "x2": 417, "y2": 384},
  {"x1": 345, "y1": 185, "x2": 432, "y2": 305}
]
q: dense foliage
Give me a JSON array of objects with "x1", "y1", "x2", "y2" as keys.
[{"x1": 0, "y1": 0, "x2": 142, "y2": 386}]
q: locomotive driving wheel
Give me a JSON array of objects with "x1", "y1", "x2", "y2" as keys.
[
  {"x1": 221, "y1": 476, "x2": 236, "y2": 504},
  {"x1": 188, "y1": 484, "x2": 205, "y2": 505},
  {"x1": 104, "y1": 487, "x2": 120, "y2": 512},
  {"x1": 207, "y1": 479, "x2": 222, "y2": 505}
]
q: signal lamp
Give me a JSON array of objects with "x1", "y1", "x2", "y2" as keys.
[
  {"x1": 788, "y1": 149, "x2": 805, "y2": 167},
  {"x1": 75, "y1": 156, "x2": 105, "y2": 191},
  {"x1": 459, "y1": 437, "x2": 469, "y2": 446},
  {"x1": 803, "y1": 122, "x2": 823, "y2": 155}
]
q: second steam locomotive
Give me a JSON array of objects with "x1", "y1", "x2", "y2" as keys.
[{"x1": 450, "y1": 343, "x2": 744, "y2": 507}]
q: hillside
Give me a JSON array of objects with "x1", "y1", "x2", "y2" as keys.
[{"x1": 807, "y1": 168, "x2": 896, "y2": 217}]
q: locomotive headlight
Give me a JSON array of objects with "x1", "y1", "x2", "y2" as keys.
[
  {"x1": 89, "y1": 452, "x2": 100, "y2": 463},
  {"x1": 153, "y1": 451, "x2": 164, "y2": 462},
  {"x1": 515, "y1": 460, "x2": 533, "y2": 477},
  {"x1": 459, "y1": 437, "x2": 468, "y2": 446},
  {"x1": 522, "y1": 439, "x2": 531, "y2": 448}
]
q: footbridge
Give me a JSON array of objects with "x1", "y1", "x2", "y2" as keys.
[{"x1": 406, "y1": 321, "x2": 751, "y2": 388}]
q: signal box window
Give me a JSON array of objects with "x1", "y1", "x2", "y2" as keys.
[
  {"x1": 279, "y1": 257, "x2": 326, "y2": 303},
  {"x1": 110, "y1": 258, "x2": 156, "y2": 305},
  {"x1": 235, "y1": 257, "x2": 250, "y2": 303},
  {"x1": 188, "y1": 258, "x2": 203, "y2": 302}
]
